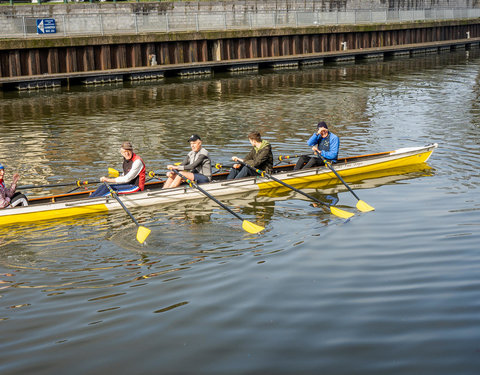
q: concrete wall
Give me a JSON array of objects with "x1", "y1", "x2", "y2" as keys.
[{"x1": 1, "y1": 1, "x2": 479, "y2": 19}]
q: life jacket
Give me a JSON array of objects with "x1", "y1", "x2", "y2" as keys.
[{"x1": 123, "y1": 153, "x2": 146, "y2": 190}]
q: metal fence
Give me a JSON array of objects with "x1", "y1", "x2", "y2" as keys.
[{"x1": 2, "y1": 8, "x2": 480, "y2": 38}]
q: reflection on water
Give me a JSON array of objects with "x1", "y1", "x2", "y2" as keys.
[
  {"x1": 1, "y1": 48, "x2": 479, "y2": 375},
  {"x1": 0, "y1": 49, "x2": 477, "y2": 193}
]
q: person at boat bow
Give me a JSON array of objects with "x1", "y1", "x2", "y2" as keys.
[
  {"x1": 0, "y1": 163, "x2": 28, "y2": 208},
  {"x1": 162, "y1": 134, "x2": 212, "y2": 189},
  {"x1": 90, "y1": 141, "x2": 146, "y2": 198},
  {"x1": 294, "y1": 121, "x2": 339, "y2": 170},
  {"x1": 227, "y1": 131, "x2": 273, "y2": 179}
]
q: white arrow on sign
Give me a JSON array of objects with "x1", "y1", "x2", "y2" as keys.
[{"x1": 38, "y1": 20, "x2": 44, "y2": 33}]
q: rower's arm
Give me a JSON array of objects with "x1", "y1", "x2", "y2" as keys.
[{"x1": 115, "y1": 159, "x2": 143, "y2": 184}]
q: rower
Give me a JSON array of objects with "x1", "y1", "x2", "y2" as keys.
[
  {"x1": 227, "y1": 131, "x2": 273, "y2": 179},
  {"x1": 90, "y1": 141, "x2": 146, "y2": 198},
  {"x1": 0, "y1": 163, "x2": 28, "y2": 208},
  {"x1": 294, "y1": 121, "x2": 339, "y2": 170},
  {"x1": 162, "y1": 134, "x2": 212, "y2": 189}
]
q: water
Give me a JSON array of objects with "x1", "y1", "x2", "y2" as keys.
[{"x1": 1, "y1": 49, "x2": 479, "y2": 374}]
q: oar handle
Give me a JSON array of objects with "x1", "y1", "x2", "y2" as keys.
[
  {"x1": 278, "y1": 153, "x2": 312, "y2": 161},
  {"x1": 214, "y1": 163, "x2": 234, "y2": 170},
  {"x1": 148, "y1": 171, "x2": 167, "y2": 179}
]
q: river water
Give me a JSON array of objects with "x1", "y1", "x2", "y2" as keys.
[{"x1": 0, "y1": 49, "x2": 479, "y2": 374}]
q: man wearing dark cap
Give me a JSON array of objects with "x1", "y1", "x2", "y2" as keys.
[
  {"x1": 294, "y1": 121, "x2": 339, "y2": 170},
  {"x1": 162, "y1": 134, "x2": 212, "y2": 189},
  {"x1": 90, "y1": 141, "x2": 146, "y2": 197}
]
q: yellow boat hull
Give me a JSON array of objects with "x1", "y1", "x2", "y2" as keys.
[
  {"x1": 257, "y1": 147, "x2": 435, "y2": 190},
  {"x1": 0, "y1": 144, "x2": 437, "y2": 226}
]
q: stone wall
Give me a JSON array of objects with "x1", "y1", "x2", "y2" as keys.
[{"x1": 1, "y1": 1, "x2": 479, "y2": 18}]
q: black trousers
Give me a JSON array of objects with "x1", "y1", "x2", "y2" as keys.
[{"x1": 294, "y1": 156, "x2": 325, "y2": 170}]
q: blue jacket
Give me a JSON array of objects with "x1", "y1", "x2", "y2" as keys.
[{"x1": 307, "y1": 132, "x2": 339, "y2": 162}]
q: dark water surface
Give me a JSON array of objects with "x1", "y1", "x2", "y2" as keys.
[{"x1": 1, "y1": 49, "x2": 479, "y2": 374}]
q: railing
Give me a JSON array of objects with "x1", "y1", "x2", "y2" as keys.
[{"x1": 1, "y1": 8, "x2": 480, "y2": 38}]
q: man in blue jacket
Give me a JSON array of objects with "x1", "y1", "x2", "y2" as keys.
[{"x1": 294, "y1": 121, "x2": 339, "y2": 170}]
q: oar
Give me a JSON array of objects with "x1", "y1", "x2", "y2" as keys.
[
  {"x1": 108, "y1": 168, "x2": 120, "y2": 178},
  {"x1": 320, "y1": 157, "x2": 374, "y2": 212},
  {"x1": 147, "y1": 171, "x2": 167, "y2": 179},
  {"x1": 103, "y1": 182, "x2": 151, "y2": 244},
  {"x1": 236, "y1": 161, "x2": 354, "y2": 219},
  {"x1": 277, "y1": 153, "x2": 313, "y2": 162},
  {"x1": 18, "y1": 180, "x2": 99, "y2": 190},
  {"x1": 171, "y1": 170, "x2": 264, "y2": 234}
]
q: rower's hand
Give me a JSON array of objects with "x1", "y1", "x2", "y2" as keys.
[
  {"x1": 167, "y1": 165, "x2": 178, "y2": 170},
  {"x1": 100, "y1": 176, "x2": 114, "y2": 183},
  {"x1": 12, "y1": 173, "x2": 20, "y2": 184},
  {"x1": 233, "y1": 164, "x2": 241, "y2": 169},
  {"x1": 311, "y1": 146, "x2": 319, "y2": 153}
]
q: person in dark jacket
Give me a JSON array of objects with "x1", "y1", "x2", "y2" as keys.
[
  {"x1": 294, "y1": 121, "x2": 339, "y2": 170},
  {"x1": 227, "y1": 131, "x2": 273, "y2": 180}
]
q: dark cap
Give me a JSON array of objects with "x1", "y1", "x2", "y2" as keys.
[
  {"x1": 121, "y1": 141, "x2": 133, "y2": 151},
  {"x1": 188, "y1": 134, "x2": 201, "y2": 142},
  {"x1": 317, "y1": 121, "x2": 328, "y2": 130}
]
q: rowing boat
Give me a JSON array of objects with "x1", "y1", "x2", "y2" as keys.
[{"x1": 0, "y1": 143, "x2": 437, "y2": 226}]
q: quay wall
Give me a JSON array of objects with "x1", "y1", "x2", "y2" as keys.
[{"x1": 1, "y1": 1, "x2": 480, "y2": 89}]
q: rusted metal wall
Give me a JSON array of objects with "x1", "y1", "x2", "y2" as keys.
[{"x1": 0, "y1": 21, "x2": 478, "y2": 79}]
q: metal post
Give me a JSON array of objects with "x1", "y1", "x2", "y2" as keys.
[
  {"x1": 134, "y1": 13, "x2": 138, "y2": 34},
  {"x1": 100, "y1": 14, "x2": 104, "y2": 36},
  {"x1": 295, "y1": 11, "x2": 298, "y2": 27},
  {"x1": 224, "y1": 13, "x2": 227, "y2": 30},
  {"x1": 22, "y1": 16, "x2": 26, "y2": 38},
  {"x1": 165, "y1": 13, "x2": 169, "y2": 32},
  {"x1": 195, "y1": 13, "x2": 199, "y2": 32},
  {"x1": 63, "y1": 15, "x2": 67, "y2": 36}
]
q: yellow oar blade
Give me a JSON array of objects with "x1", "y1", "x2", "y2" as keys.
[
  {"x1": 330, "y1": 206, "x2": 355, "y2": 219},
  {"x1": 356, "y1": 200, "x2": 375, "y2": 212},
  {"x1": 242, "y1": 220, "x2": 265, "y2": 234},
  {"x1": 136, "y1": 226, "x2": 151, "y2": 244},
  {"x1": 108, "y1": 168, "x2": 120, "y2": 178}
]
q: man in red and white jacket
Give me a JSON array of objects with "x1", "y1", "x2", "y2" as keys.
[{"x1": 90, "y1": 141, "x2": 146, "y2": 198}]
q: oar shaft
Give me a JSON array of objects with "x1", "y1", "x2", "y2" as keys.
[
  {"x1": 237, "y1": 161, "x2": 327, "y2": 206},
  {"x1": 172, "y1": 171, "x2": 244, "y2": 222},
  {"x1": 320, "y1": 158, "x2": 361, "y2": 200},
  {"x1": 18, "y1": 180, "x2": 99, "y2": 190},
  {"x1": 103, "y1": 182, "x2": 140, "y2": 226},
  {"x1": 278, "y1": 153, "x2": 312, "y2": 161}
]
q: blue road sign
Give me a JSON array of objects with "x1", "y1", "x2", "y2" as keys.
[{"x1": 37, "y1": 19, "x2": 56, "y2": 34}]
